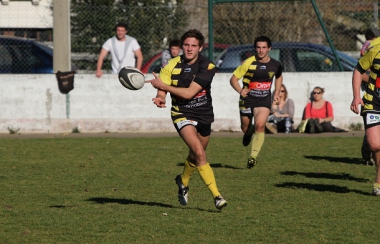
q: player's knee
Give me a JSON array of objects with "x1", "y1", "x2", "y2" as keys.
[
  {"x1": 255, "y1": 124, "x2": 265, "y2": 132},
  {"x1": 369, "y1": 142, "x2": 380, "y2": 152}
]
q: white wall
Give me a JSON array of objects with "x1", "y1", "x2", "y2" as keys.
[
  {"x1": 0, "y1": 72, "x2": 363, "y2": 133},
  {"x1": 0, "y1": 0, "x2": 53, "y2": 28}
]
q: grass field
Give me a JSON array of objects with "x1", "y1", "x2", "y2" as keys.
[{"x1": 0, "y1": 135, "x2": 378, "y2": 243}]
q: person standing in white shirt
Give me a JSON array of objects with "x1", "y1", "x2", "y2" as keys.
[{"x1": 96, "y1": 23, "x2": 143, "y2": 78}]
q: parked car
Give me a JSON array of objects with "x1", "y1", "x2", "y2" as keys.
[
  {"x1": 0, "y1": 36, "x2": 54, "y2": 74},
  {"x1": 215, "y1": 42, "x2": 358, "y2": 73},
  {"x1": 141, "y1": 43, "x2": 228, "y2": 74}
]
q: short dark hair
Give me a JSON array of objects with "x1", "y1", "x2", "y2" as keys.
[
  {"x1": 180, "y1": 29, "x2": 205, "y2": 47},
  {"x1": 115, "y1": 23, "x2": 128, "y2": 31},
  {"x1": 254, "y1": 36, "x2": 272, "y2": 48},
  {"x1": 169, "y1": 39, "x2": 181, "y2": 48},
  {"x1": 364, "y1": 28, "x2": 380, "y2": 40}
]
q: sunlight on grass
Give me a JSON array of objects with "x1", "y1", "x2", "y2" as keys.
[{"x1": 0, "y1": 136, "x2": 377, "y2": 243}]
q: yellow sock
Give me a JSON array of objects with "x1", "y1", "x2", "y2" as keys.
[
  {"x1": 373, "y1": 183, "x2": 380, "y2": 189},
  {"x1": 198, "y1": 163, "x2": 221, "y2": 198},
  {"x1": 250, "y1": 132, "x2": 265, "y2": 157},
  {"x1": 181, "y1": 157, "x2": 197, "y2": 187}
]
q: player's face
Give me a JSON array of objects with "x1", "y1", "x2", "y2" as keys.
[
  {"x1": 116, "y1": 27, "x2": 127, "y2": 40},
  {"x1": 182, "y1": 37, "x2": 203, "y2": 64},
  {"x1": 170, "y1": 46, "x2": 181, "y2": 58},
  {"x1": 255, "y1": 41, "x2": 271, "y2": 60}
]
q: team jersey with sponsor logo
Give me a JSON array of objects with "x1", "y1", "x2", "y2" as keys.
[
  {"x1": 233, "y1": 55, "x2": 282, "y2": 108},
  {"x1": 159, "y1": 54, "x2": 216, "y2": 124},
  {"x1": 356, "y1": 43, "x2": 380, "y2": 113}
]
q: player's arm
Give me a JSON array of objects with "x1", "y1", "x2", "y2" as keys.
[
  {"x1": 272, "y1": 75, "x2": 283, "y2": 104},
  {"x1": 350, "y1": 50, "x2": 374, "y2": 114},
  {"x1": 152, "y1": 89, "x2": 167, "y2": 108},
  {"x1": 149, "y1": 72, "x2": 203, "y2": 100},
  {"x1": 134, "y1": 48, "x2": 143, "y2": 70},
  {"x1": 350, "y1": 69, "x2": 364, "y2": 114},
  {"x1": 230, "y1": 75, "x2": 249, "y2": 98},
  {"x1": 230, "y1": 61, "x2": 250, "y2": 97}
]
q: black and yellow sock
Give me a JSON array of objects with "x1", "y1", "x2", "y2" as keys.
[
  {"x1": 181, "y1": 157, "x2": 197, "y2": 187},
  {"x1": 250, "y1": 132, "x2": 265, "y2": 158},
  {"x1": 198, "y1": 163, "x2": 221, "y2": 198}
]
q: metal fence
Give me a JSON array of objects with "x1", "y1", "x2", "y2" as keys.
[{"x1": 0, "y1": 0, "x2": 378, "y2": 74}]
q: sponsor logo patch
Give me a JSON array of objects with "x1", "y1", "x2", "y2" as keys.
[
  {"x1": 249, "y1": 81, "x2": 272, "y2": 90},
  {"x1": 176, "y1": 120, "x2": 198, "y2": 130},
  {"x1": 367, "y1": 113, "x2": 380, "y2": 124},
  {"x1": 207, "y1": 63, "x2": 215, "y2": 70}
]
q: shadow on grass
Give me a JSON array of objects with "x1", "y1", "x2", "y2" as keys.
[
  {"x1": 86, "y1": 197, "x2": 221, "y2": 213},
  {"x1": 304, "y1": 155, "x2": 363, "y2": 165},
  {"x1": 275, "y1": 182, "x2": 371, "y2": 195},
  {"x1": 281, "y1": 171, "x2": 369, "y2": 183},
  {"x1": 176, "y1": 162, "x2": 243, "y2": 169},
  {"x1": 49, "y1": 205, "x2": 77, "y2": 208}
]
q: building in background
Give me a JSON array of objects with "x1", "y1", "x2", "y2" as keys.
[{"x1": 0, "y1": 0, "x2": 53, "y2": 41}]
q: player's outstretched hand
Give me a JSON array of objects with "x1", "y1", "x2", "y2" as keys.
[
  {"x1": 147, "y1": 72, "x2": 165, "y2": 90},
  {"x1": 152, "y1": 97, "x2": 166, "y2": 108}
]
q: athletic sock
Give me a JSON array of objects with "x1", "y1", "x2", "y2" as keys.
[
  {"x1": 197, "y1": 163, "x2": 221, "y2": 198},
  {"x1": 181, "y1": 157, "x2": 196, "y2": 187},
  {"x1": 373, "y1": 183, "x2": 380, "y2": 189},
  {"x1": 250, "y1": 132, "x2": 265, "y2": 158}
]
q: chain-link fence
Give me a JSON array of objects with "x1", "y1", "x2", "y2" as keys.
[{"x1": 0, "y1": 0, "x2": 378, "y2": 74}]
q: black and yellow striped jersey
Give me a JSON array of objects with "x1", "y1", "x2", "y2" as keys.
[
  {"x1": 159, "y1": 54, "x2": 216, "y2": 124},
  {"x1": 356, "y1": 43, "x2": 380, "y2": 112},
  {"x1": 233, "y1": 55, "x2": 282, "y2": 108}
]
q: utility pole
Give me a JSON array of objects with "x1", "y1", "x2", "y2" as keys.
[
  {"x1": 53, "y1": 0, "x2": 71, "y2": 72},
  {"x1": 53, "y1": 0, "x2": 72, "y2": 119}
]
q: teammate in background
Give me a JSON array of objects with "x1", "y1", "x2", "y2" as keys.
[
  {"x1": 350, "y1": 39, "x2": 380, "y2": 196},
  {"x1": 96, "y1": 23, "x2": 143, "y2": 78},
  {"x1": 229, "y1": 36, "x2": 283, "y2": 169},
  {"x1": 359, "y1": 28, "x2": 380, "y2": 165},
  {"x1": 147, "y1": 29, "x2": 227, "y2": 210},
  {"x1": 161, "y1": 39, "x2": 183, "y2": 67}
]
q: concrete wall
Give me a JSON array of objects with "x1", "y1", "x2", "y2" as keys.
[{"x1": 0, "y1": 72, "x2": 363, "y2": 134}]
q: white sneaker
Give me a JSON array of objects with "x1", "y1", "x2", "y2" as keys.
[
  {"x1": 214, "y1": 195, "x2": 227, "y2": 210},
  {"x1": 373, "y1": 187, "x2": 380, "y2": 196}
]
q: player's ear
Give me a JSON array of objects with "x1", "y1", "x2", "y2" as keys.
[{"x1": 199, "y1": 46, "x2": 203, "y2": 52}]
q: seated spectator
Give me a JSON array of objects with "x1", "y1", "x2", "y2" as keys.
[
  {"x1": 303, "y1": 86, "x2": 334, "y2": 133},
  {"x1": 266, "y1": 84, "x2": 295, "y2": 134}
]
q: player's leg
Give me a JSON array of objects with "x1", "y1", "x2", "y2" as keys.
[
  {"x1": 247, "y1": 107, "x2": 271, "y2": 169},
  {"x1": 361, "y1": 135, "x2": 373, "y2": 165},
  {"x1": 240, "y1": 108, "x2": 252, "y2": 133},
  {"x1": 366, "y1": 125, "x2": 380, "y2": 195},
  {"x1": 240, "y1": 107, "x2": 254, "y2": 146},
  {"x1": 180, "y1": 124, "x2": 227, "y2": 209},
  {"x1": 173, "y1": 123, "x2": 202, "y2": 206}
]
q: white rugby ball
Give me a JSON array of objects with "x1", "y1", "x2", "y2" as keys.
[{"x1": 118, "y1": 66, "x2": 145, "y2": 90}]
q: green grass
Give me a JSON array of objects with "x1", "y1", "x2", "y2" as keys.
[{"x1": 0, "y1": 136, "x2": 377, "y2": 243}]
